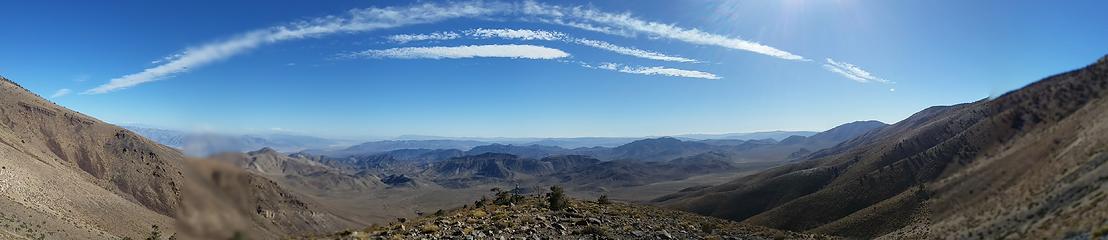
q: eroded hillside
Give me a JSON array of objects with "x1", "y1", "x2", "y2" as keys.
[{"x1": 658, "y1": 56, "x2": 1108, "y2": 238}]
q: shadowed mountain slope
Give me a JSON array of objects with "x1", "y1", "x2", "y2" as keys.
[{"x1": 657, "y1": 55, "x2": 1108, "y2": 238}]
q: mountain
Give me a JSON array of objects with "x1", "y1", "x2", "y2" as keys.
[
  {"x1": 124, "y1": 126, "x2": 346, "y2": 157},
  {"x1": 604, "y1": 137, "x2": 715, "y2": 162},
  {"x1": 0, "y1": 76, "x2": 352, "y2": 239},
  {"x1": 211, "y1": 148, "x2": 384, "y2": 192},
  {"x1": 420, "y1": 123, "x2": 883, "y2": 163},
  {"x1": 464, "y1": 143, "x2": 572, "y2": 159},
  {"x1": 676, "y1": 130, "x2": 819, "y2": 141},
  {"x1": 311, "y1": 139, "x2": 488, "y2": 157},
  {"x1": 424, "y1": 153, "x2": 558, "y2": 183},
  {"x1": 656, "y1": 55, "x2": 1108, "y2": 238},
  {"x1": 803, "y1": 120, "x2": 888, "y2": 144},
  {"x1": 521, "y1": 137, "x2": 642, "y2": 148}
]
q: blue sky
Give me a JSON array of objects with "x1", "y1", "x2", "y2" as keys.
[{"x1": 2, "y1": 0, "x2": 1106, "y2": 139}]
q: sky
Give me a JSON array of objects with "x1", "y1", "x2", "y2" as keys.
[{"x1": 2, "y1": 0, "x2": 1107, "y2": 139}]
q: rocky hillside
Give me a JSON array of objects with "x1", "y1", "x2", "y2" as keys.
[
  {"x1": 317, "y1": 193, "x2": 832, "y2": 239},
  {"x1": 0, "y1": 76, "x2": 352, "y2": 239},
  {"x1": 657, "y1": 55, "x2": 1108, "y2": 238}
]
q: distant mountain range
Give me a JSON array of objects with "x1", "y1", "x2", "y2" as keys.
[
  {"x1": 126, "y1": 128, "x2": 830, "y2": 158},
  {"x1": 308, "y1": 120, "x2": 884, "y2": 166},
  {"x1": 122, "y1": 126, "x2": 351, "y2": 156},
  {"x1": 673, "y1": 131, "x2": 819, "y2": 141},
  {"x1": 303, "y1": 127, "x2": 869, "y2": 159}
]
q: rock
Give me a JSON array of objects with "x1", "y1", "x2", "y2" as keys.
[
  {"x1": 660, "y1": 230, "x2": 674, "y2": 239},
  {"x1": 555, "y1": 223, "x2": 568, "y2": 231}
]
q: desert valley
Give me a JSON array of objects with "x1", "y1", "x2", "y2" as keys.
[{"x1": 2, "y1": 1, "x2": 1107, "y2": 239}]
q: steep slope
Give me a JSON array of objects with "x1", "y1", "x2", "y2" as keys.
[
  {"x1": 803, "y1": 120, "x2": 888, "y2": 145},
  {"x1": 658, "y1": 55, "x2": 1108, "y2": 238},
  {"x1": 0, "y1": 77, "x2": 186, "y2": 238},
  {"x1": 0, "y1": 76, "x2": 351, "y2": 239},
  {"x1": 176, "y1": 159, "x2": 358, "y2": 239}
]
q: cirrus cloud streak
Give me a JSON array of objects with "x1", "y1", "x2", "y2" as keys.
[
  {"x1": 347, "y1": 44, "x2": 570, "y2": 60},
  {"x1": 822, "y1": 58, "x2": 889, "y2": 83},
  {"x1": 389, "y1": 28, "x2": 698, "y2": 63},
  {"x1": 91, "y1": 1, "x2": 802, "y2": 94},
  {"x1": 585, "y1": 62, "x2": 720, "y2": 80},
  {"x1": 86, "y1": 1, "x2": 511, "y2": 94}
]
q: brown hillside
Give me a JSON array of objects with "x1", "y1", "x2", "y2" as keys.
[
  {"x1": 658, "y1": 55, "x2": 1108, "y2": 239},
  {"x1": 0, "y1": 76, "x2": 353, "y2": 239}
]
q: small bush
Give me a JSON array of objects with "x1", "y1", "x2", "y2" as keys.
[
  {"x1": 145, "y1": 225, "x2": 162, "y2": 240},
  {"x1": 547, "y1": 185, "x2": 569, "y2": 211},
  {"x1": 229, "y1": 231, "x2": 246, "y2": 240},
  {"x1": 597, "y1": 195, "x2": 611, "y2": 205},
  {"x1": 470, "y1": 209, "x2": 488, "y2": 218},
  {"x1": 1093, "y1": 225, "x2": 1108, "y2": 239},
  {"x1": 578, "y1": 225, "x2": 609, "y2": 237},
  {"x1": 419, "y1": 224, "x2": 441, "y2": 233},
  {"x1": 475, "y1": 196, "x2": 489, "y2": 208},
  {"x1": 493, "y1": 188, "x2": 524, "y2": 206}
]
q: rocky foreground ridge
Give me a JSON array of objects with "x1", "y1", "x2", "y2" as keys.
[{"x1": 316, "y1": 189, "x2": 832, "y2": 239}]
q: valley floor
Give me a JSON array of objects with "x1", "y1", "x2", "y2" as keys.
[{"x1": 294, "y1": 166, "x2": 774, "y2": 227}]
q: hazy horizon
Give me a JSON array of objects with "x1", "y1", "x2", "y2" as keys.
[{"x1": 117, "y1": 120, "x2": 829, "y2": 141}]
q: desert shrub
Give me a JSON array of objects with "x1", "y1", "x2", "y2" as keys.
[
  {"x1": 433, "y1": 209, "x2": 445, "y2": 217},
  {"x1": 144, "y1": 225, "x2": 161, "y2": 240},
  {"x1": 228, "y1": 231, "x2": 246, "y2": 240},
  {"x1": 493, "y1": 188, "x2": 524, "y2": 206},
  {"x1": 547, "y1": 185, "x2": 569, "y2": 211},
  {"x1": 419, "y1": 224, "x2": 441, "y2": 233},
  {"x1": 1093, "y1": 225, "x2": 1108, "y2": 239},
  {"x1": 577, "y1": 225, "x2": 609, "y2": 237},
  {"x1": 700, "y1": 222, "x2": 718, "y2": 233},
  {"x1": 597, "y1": 195, "x2": 611, "y2": 205},
  {"x1": 470, "y1": 209, "x2": 487, "y2": 218},
  {"x1": 475, "y1": 196, "x2": 490, "y2": 208}
]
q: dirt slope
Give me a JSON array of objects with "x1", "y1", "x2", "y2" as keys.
[{"x1": 0, "y1": 76, "x2": 353, "y2": 239}]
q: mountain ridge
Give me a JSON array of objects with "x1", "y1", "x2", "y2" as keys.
[{"x1": 657, "y1": 55, "x2": 1108, "y2": 238}]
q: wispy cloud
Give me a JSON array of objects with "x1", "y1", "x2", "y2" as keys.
[
  {"x1": 822, "y1": 58, "x2": 889, "y2": 83},
  {"x1": 585, "y1": 62, "x2": 719, "y2": 80},
  {"x1": 570, "y1": 38, "x2": 697, "y2": 63},
  {"x1": 394, "y1": 28, "x2": 697, "y2": 63},
  {"x1": 535, "y1": 18, "x2": 637, "y2": 38},
  {"x1": 72, "y1": 74, "x2": 91, "y2": 82},
  {"x1": 87, "y1": 1, "x2": 512, "y2": 94},
  {"x1": 94, "y1": 1, "x2": 800, "y2": 93},
  {"x1": 465, "y1": 28, "x2": 566, "y2": 41},
  {"x1": 387, "y1": 31, "x2": 461, "y2": 43},
  {"x1": 347, "y1": 44, "x2": 569, "y2": 60},
  {"x1": 50, "y1": 89, "x2": 72, "y2": 98},
  {"x1": 521, "y1": 1, "x2": 805, "y2": 61}
]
